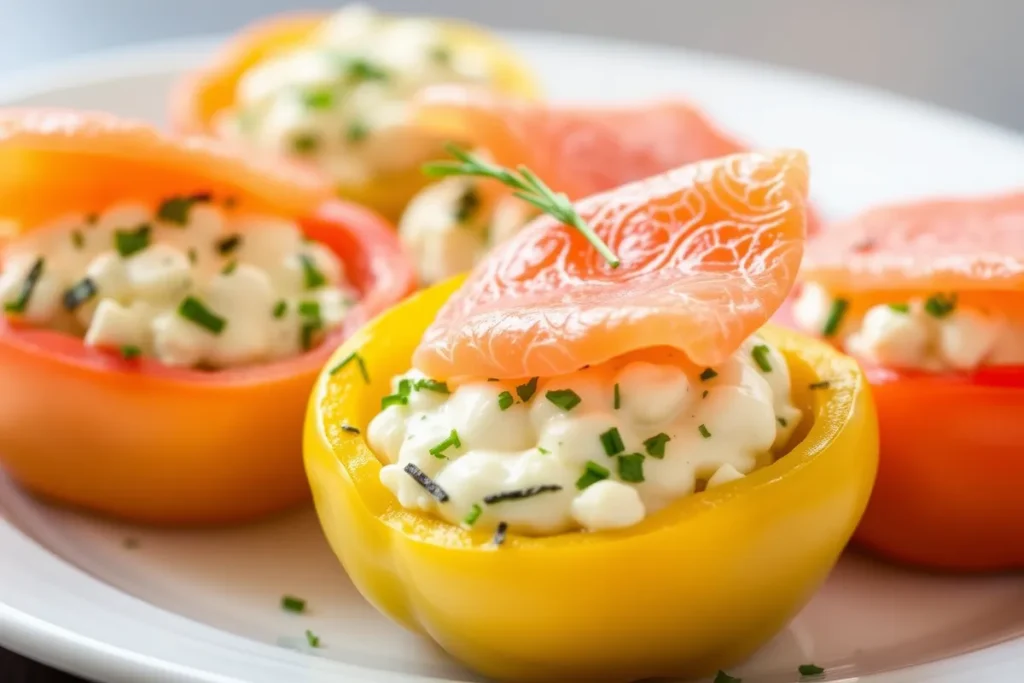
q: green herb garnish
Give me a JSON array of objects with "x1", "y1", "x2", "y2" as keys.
[
  {"x1": 120, "y1": 345, "x2": 142, "y2": 360},
  {"x1": 62, "y1": 277, "x2": 97, "y2": 311},
  {"x1": 305, "y1": 629, "x2": 321, "y2": 648},
  {"x1": 380, "y1": 393, "x2": 408, "y2": 410},
  {"x1": 463, "y1": 503, "x2": 483, "y2": 526},
  {"x1": 777, "y1": 417, "x2": 788, "y2": 427},
  {"x1": 613, "y1": 383, "x2": 621, "y2": 409},
  {"x1": 114, "y1": 224, "x2": 151, "y2": 257},
  {"x1": 822, "y1": 298, "x2": 849, "y2": 337},
  {"x1": 424, "y1": 144, "x2": 620, "y2": 267},
  {"x1": 516, "y1": 377, "x2": 539, "y2": 402},
  {"x1": 281, "y1": 595, "x2": 306, "y2": 613},
  {"x1": 157, "y1": 193, "x2": 210, "y2": 225},
  {"x1": 454, "y1": 186, "x2": 480, "y2": 223},
  {"x1": 272, "y1": 300, "x2": 287, "y2": 318},
  {"x1": 329, "y1": 351, "x2": 369, "y2": 383},
  {"x1": 575, "y1": 460, "x2": 610, "y2": 490},
  {"x1": 751, "y1": 344, "x2": 772, "y2": 372},
  {"x1": 300, "y1": 319, "x2": 322, "y2": 350},
  {"x1": 497, "y1": 391, "x2": 514, "y2": 411},
  {"x1": 414, "y1": 379, "x2": 449, "y2": 393},
  {"x1": 429, "y1": 429, "x2": 462, "y2": 459},
  {"x1": 292, "y1": 133, "x2": 319, "y2": 154},
  {"x1": 301, "y1": 88, "x2": 334, "y2": 109},
  {"x1": 299, "y1": 254, "x2": 327, "y2": 289},
  {"x1": 798, "y1": 663, "x2": 825, "y2": 677},
  {"x1": 618, "y1": 453, "x2": 645, "y2": 483},
  {"x1": 71, "y1": 230, "x2": 85, "y2": 249},
  {"x1": 643, "y1": 433, "x2": 670, "y2": 458},
  {"x1": 698, "y1": 424, "x2": 712, "y2": 439},
  {"x1": 216, "y1": 234, "x2": 242, "y2": 255},
  {"x1": 546, "y1": 389, "x2": 581, "y2": 411},
  {"x1": 178, "y1": 296, "x2": 226, "y2": 335},
  {"x1": 345, "y1": 57, "x2": 389, "y2": 82},
  {"x1": 699, "y1": 367, "x2": 718, "y2": 381},
  {"x1": 888, "y1": 302, "x2": 910, "y2": 314},
  {"x1": 298, "y1": 301, "x2": 321, "y2": 318},
  {"x1": 346, "y1": 120, "x2": 370, "y2": 143},
  {"x1": 599, "y1": 427, "x2": 625, "y2": 456},
  {"x1": 924, "y1": 293, "x2": 957, "y2": 318},
  {"x1": 221, "y1": 260, "x2": 238, "y2": 275}
]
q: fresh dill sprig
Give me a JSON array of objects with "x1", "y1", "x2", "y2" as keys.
[{"x1": 422, "y1": 144, "x2": 620, "y2": 268}]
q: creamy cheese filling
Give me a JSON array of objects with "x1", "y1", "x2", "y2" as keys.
[
  {"x1": 0, "y1": 197, "x2": 355, "y2": 369},
  {"x1": 398, "y1": 176, "x2": 538, "y2": 284},
  {"x1": 218, "y1": 4, "x2": 496, "y2": 185},
  {"x1": 368, "y1": 335, "x2": 801, "y2": 535},
  {"x1": 793, "y1": 283, "x2": 1024, "y2": 371}
]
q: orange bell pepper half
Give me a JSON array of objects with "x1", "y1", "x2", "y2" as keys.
[{"x1": 0, "y1": 109, "x2": 416, "y2": 524}]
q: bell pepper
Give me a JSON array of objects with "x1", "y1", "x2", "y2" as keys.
[
  {"x1": 170, "y1": 11, "x2": 541, "y2": 222},
  {"x1": 304, "y1": 276, "x2": 879, "y2": 683},
  {"x1": 0, "y1": 109, "x2": 416, "y2": 524}
]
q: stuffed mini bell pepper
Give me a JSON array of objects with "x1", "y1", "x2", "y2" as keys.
[
  {"x1": 788, "y1": 192, "x2": 1024, "y2": 571},
  {"x1": 170, "y1": 4, "x2": 539, "y2": 221},
  {"x1": 0, "y1": 109, "x2": 415, "y2": 524},
  {"x1": 305, "y1": 148, "x2": 878, "y2": 681}
]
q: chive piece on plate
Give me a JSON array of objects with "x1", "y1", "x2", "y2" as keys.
[
  {"x1": 157, "y1": 193, "x2": 210, "y2": 225},
  {"x1": 497, "y1": 391, "x2": 514, "y2": 411},
  {"x1": 329, "y1": 351, "x2": 369, "y2": 383},
  {"x1": 924, "y1": 292, "x2": 957, "y2": 318},
  {"x1": 346, "y1": 120, "x2": 370, "y2": 143},
  {"x1": 516, "y1": 377, "x2": 539, "y2": 402},
  {"x1": 414, "y1": 379, "x2": 449, "y2": 393},
  {"x1": 751, "y1": 344, "x2": 772, "y2": 372},
  {"x1": 114, "y1": 224, "x2": 151, "y2": 258},
  {"x1": 698, "y1": 424, "x2": 712, "y2": 439},
  {"x1": 281, "y1": 595, "x2": 306, "y2": 613},
  {"x1": 463, "y1": 503, "x2": 483, "y2": 526},
  {"x1": 298, "y1": 300, "x2": 321, "y2": 318},
  {"x1": 617, "y1": 453, "x2": 645, "y2": 483},
  {"x1": 299, "y1": 254, "x2": 327, "y2": 289},
  {"x1": 292, "y1": 133, "x2": 319, "y2": 154},
  {"x1": 301, "y1": 88, "x2": 334, "y2": 109},
  {"x1": 546, "y1": 389, "x2": 581, "y2": 411},
  {"x1": 613, "y1": 382, "x2": 621, "y2": 409},
  {"x1": 305, "y1": 629, "x2": 321, "y2": 648},
  {"x1": 71, "y1": 229, "x2": 85, "y2": 249},
  {"x1": 599, "y1": 427, "x2": 625, "y2": 456},
  {"x1": 454, "y1": 186, "x2": 480, "y2": 223},
  {"x1": 380, "y1": 393, "x2": 409, "y2": 410},
  {"x1": 120, "y1": 345, "x2": 142, "y2": 360},
  {"x1": 428, "y1": 429, "x2": 461, "y2": 459},
  {"x1": 777, "y1": 416, "x2": 788, "y2": 427},
  {"x1": 403, "y1": 463, "x2": 449, "y2": 502},
  {"x1": 483, "y1": 485, "x2": 562, "y2": 505},
  {"x1": 699, "y1": 367, "x2": 718, "y2": 381},
  {"x1": 345, "y1": 57, "x2": 389, "y2": 82},
  {"x1": 888, "y1": 302, "x2": 910, "y2": 314},
  {"x1": 221, "y1": 260, "x2": 238, "y2": 276},
  {"x1": 178, "y1": 296, "x2": 226, "y2": 335},
  {"x1": 643, "y1": 433, "x2": 670, "y2": 459},
  {"x1": 575, "y1": 460, "x2": 610, "y2": 490},
  {"x1": 798, "y1": 664, "x2": 825, "y2": 677},
  {"x1": 215, "y1": 234, "x2": 242, "y2": 255},
  {"x1": 272, "y1": 300, "x2": 287, "y2": 319},
  {"x1": 300, "y1": 319, "x2": 322, "y2": 351},
  {"x1": 822, "y1": 298, "x2": 849, "y2": 337},
  {"x1": 62, "y1": 277, "x2": 97, "y2": 311}
]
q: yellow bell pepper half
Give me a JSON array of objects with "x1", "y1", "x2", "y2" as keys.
[{"x1": 304, "y1": 277, "x2": 879, "y2": 683}]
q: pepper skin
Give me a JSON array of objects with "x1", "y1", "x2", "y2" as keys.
[
  {"x1": 0, "y1": 109, "x2": 416, "y2": 524},
  {"x1": 170, "y1": 11, "x2": 540, "y2": 222},
  {"x1": 304, "y1": 277, "x2": 879, "y2": 683}
]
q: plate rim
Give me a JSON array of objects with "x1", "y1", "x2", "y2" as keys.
[{"x1": 0, "y1": 29, "x2": 1022, "y2": 683}]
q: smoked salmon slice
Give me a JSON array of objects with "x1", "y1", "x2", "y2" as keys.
[
  {"x1": 801, "y1": 191, "x2": 1024, "y2": 294},
  {"x1": 413, "y1": 149, "x2": 810, "y2": 380},
  {"x1": 0, "y1": 108, "x2": 330, "y2": 231}
]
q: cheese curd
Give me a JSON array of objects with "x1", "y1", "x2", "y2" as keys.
[
  {"x1": 369, "y1": 335, "x2": 801, "y2": 535},
  {"x1": 218, "y1": 4, "x2": 495, "y2": 185},
  {"x1": 0, "y1": 197, "x2": 355, "y2": 369},
  {"x1": 793, "y1": 283, "x2": 1024, "y2": 371},
  {"x1": 398, "y1": 177, "x2": 538, "y2": 284}
]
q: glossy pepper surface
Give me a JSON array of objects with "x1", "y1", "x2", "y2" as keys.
[
  {"x1": 0, "y1": 109, "x2": 416, "y2": 524},
  {"x1": 170, "y1": 11, "x2": 540, "y2": 221},
  {"x1": 304, "y1": 276, "x2": 879, "y2": 683}
]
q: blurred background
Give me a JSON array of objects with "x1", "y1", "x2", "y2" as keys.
[{"x1": 0, "y1": 0, "x2": 1022, "y2": 131}]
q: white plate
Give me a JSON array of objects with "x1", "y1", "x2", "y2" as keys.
[{"x1": 1, "y1": 30, "x2": 1023, "y2": 683}]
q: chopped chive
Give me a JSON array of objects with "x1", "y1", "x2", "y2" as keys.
[
  {"x1": 157, "y1": 193, "x2": 210, "y2": 225},
  {"x1": 454, "y1": 186, "x2": 480, "y2": 223},
  {"x1": 215, "y1": 234, "x2": 242, "y2": 255},
  {"x1": 751, "y1": 344, "x2": 772, "y2": 372},
  {"x1": 714, "y1": 672, "x2": 742, "y2": 683},
  {"x1": 345, "y1": 57, "x2": 389, "y2": 82},
  {"x1": 120, "y1": 345, "x2": 142, "y2": 360},
  {"x1": 299, "y1": 254, "x2": 327, "y2": 289},
  {"x1": 699, "y1": 367, "x2": 718, "y2": 381},
  {"x1": 428, "y1": 429, "x2": 462, "y2": 459},
  {"x1": 643, "y1": 433, "x2": 670, "y2": 459},
  {"x1": 329, "y1": 351, "x2": 369, "y2": 383},
  {"x1": 463, "y1": 503, "x2": 483, "y2": 526},
  {"x1": 305, "y1": 629, "x2": 321, "y2": 648},
  {"x1": 516, "y1": 377, "x2": 538, "y2": 402},
  {"x1": 187, "y1": 247, "x2": 198, "y2": 264},
  {"x1": 414, "y1": 379, "x2": 449, "y2": 393},
  {"x1": 4, "y1": 257, "x2": 44, "y2": 314},
  {"x1": 888, "y1": 302, "x2": 910, "y2": 314},
  {"x1": 702, "y1": 389, "x2": 709, "y2": 399},
  {"x1": 346, "y1": 120, "x2": 370, "y2": 143},
  {"x1": 924, "y1": 293, "x2": 957, "y2": 318},
  {"x1": 61, "y1": 277, "x2": 97, "y2": 311},
  {"x1": 272, "y1": 300, "x2": 288, "y2": 318},
  {"x1": 493, "y1": 521, "x2": 508, "y2": 546},
  {"x1": 537, "y1": 447, "x2": 550, "y2": 455},
  {"x1": 599, "y1": 427, "x2": 625, "y2": 456},
  {"x1": 618, "y1": 453, "x2": 645, "y2": 483},
  {"x1": 613, "y1": 383, "x2": 621, "y2": 409},
  {"x1": 575, "y1": 460, "x2": 610, "y2": 490},
  {"x1": 808, "y1": 380, "x2": 831, "y2": 390},
  {"x1": 403, "y1": 463, "x2": 449, "y2": 502},
  {"x1": 292, "y1": 133, "x2": 319, "y2": 154},
  {"x1": 300, "y1": 320, "x2": 322, "y2": 350},
  {"x1": 698, "y1": 424, "x2": 712, "y2": 439},
  {"x1": 430, "y1": 45, "x2": 452, "y2": 63},
  {"x1": 777, "y1": 416, "x2": 788, "y2": 427},
  {"x1": 221, "y1": 260, "x2": 238, "y2": 275},
  {"x1": 341, "y1": 424, "x2": 360, "y2": 434},
  {"x1": 483, "y1": 484, "x2": 562, "y2": 504},
  {"x1": 497, "y1": 391, "x2": 514, "y2": 410},
  {"x1": 822, "y1": 298, "x2": 849, "y2": 337},
  {"x1": 178, "y1": 296, "x2": 226, "y2": 335},
  {"x1": 546, "y1": 389, "x2": 581, "y2": 411},
  {"x1": 281, "y1": 595, "x2": 306, "y2": 613},
  {"x1": 71, "y1": 229, "x2": 85, "y2": 249},
  {"x1": 798, "y1": 664, "x2": 825, "y2": 677},
  {"x1": 114, "y1": 224, "x2": 151, "y2": 257},
  {"x1": 301, "y1": 88, "x2": 334, "y2": 109},
  {"x1": 380, "y1": 393, "x2": 408, "y2": 410},
  {"x1": 298, "y1": 300, "x2": 321, "y2": 318}
]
